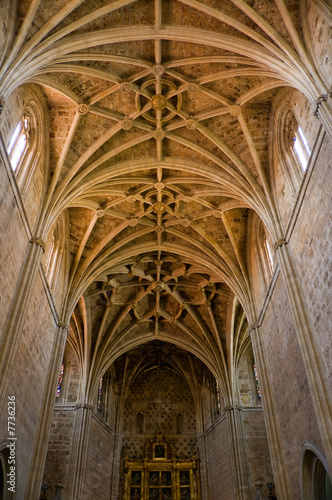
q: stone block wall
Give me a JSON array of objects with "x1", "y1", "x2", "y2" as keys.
[
  {"x1": 122, "y1": 367, "x2": 198, "y2": 460},
  {"x1": 259, "y1": 274, "x2": 323, "y2": 498},
  {"x1": 81, "y1": 415, "x2": 115, "y2": 500},
  {"x1": 0, "y1": 271, "x2": 59, "y2": 498},
  {"x1": 289, "y1": 132, "x2": 332, "y2": 388},
  {"x1": 202, "y1": 416, "x2": 234, "y2": 499},
  {"x1": 241, "y1": 409, "x2": 273, "y2": 498},
  {"x1": 42, "y1": 409, "x2": 77, "y2": 495},
  {"x1": 0, "y1": 149, "x2": 27, "y2": 335}
]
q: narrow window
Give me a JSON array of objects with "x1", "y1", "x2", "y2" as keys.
[
  {"x1": 7, "y1": 115, "x2": 30, "y2": 172},
  {"x1": 56, "y1": 363, "x2": 64, "y2": 398},
  {"x1": 293, "y1": 126, "x2": 311, "y2": 171},
  {"x1": 216, "y1": 380, "x2": 221, "y2": 413},
  {"x1": 253, "y1": 363, "x2": 261, "y2": 398},
  {"x1": 97, "y1": 377, "x2": 103, "y2": 411},
  {"x1": 265, "y1": 237, "x2": 274, "y2": 273}
]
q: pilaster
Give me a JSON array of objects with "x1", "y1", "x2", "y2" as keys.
[
  {"x1": 66, "y1": 403, "x2": 93, "y2": 499},
  {"x1": 225, "y1": 404, "x2": 251, "y2": 500}
]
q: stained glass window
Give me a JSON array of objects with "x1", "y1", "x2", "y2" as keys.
[
  {"x1": 56, "y1": 363, "x2": 64, "y2": 397},
  {"x1": 216, "y1": 380, "x2": 221, "y2": 412},
  {"x1": 253, "y1": 363, "x2": 261, "y2": 398},
  {"x1": 97, "y1": 377, "x2": 103, "y2": 411}
]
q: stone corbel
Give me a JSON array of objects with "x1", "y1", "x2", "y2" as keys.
[
  {"x1": 224, "y1": 404, "x2": 241, "y2": 412},
  {"x1": 274, "y1": 237, "x2": 287, "y2": 251},
  {"x1": 75, "y1": 403, "x2": 93, "y2": 411},
  {"x1": 30, "y1": 236, "x2": 46, "y2": 253},
  {"x1": 314, "y1": 89, "x2": 332, "y2": 118}
]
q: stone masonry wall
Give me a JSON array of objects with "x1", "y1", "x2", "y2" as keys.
[
  {"x1": 259, "y1": 274, "x2": 323, "y2": 499},
  {"x1": 289, "y1": 132, "x2": 332, "y2": 389},
  {"x1": 122, "y1": 367, "x2": 197, "y2": 460},
  {"x1": 203, "y1": 416, "x2": 234, "y2": 499},
  {"x1": 82, "y1": 415, "x2": 116, "y2": 500},
  {"x1": 0, "y1": 272, "x2": 59, "y2": 498},
  {"x1": 0, "y1": 148, "x2": 28, "y2": 336},
  {"x1": 242, "y1": 409, "x2": 274, "y2": 499}
]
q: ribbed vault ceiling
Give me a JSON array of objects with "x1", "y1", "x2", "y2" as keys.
[{"x1": 1, "y1": 0, "x2": 324, "y2": 398}]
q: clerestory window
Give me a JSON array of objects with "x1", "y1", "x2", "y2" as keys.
[
  {"x1": 56, "y1": 362, "x2": 64, "y2": 398},
  {"x1": 253, "y1": 363, "x2": 261, "y2": 399},
  {"x1": 7, "y1": 115, "x2": 30, "y2": 173},
  {"x1": 293, "y1": 125, "x2": 311, "y2": 171}
]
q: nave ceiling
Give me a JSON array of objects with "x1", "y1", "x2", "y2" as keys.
[{"x1": 0, "y1": 0, "x2": 327, "y2": 398}]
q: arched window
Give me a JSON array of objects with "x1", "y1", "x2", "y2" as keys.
[
  {"x1": 7, "y1": 114, "x2": 29, "y2": 172},
  {"x1": 56, "y1": 363, "x2": 64, "y2": 398},
  {"x1": 281, "y1": 106, "x2": 312, "y2": 183},
  {"x1": 6, "y1": 99, "x2": 43, "y2": 194},
  {"x1": 302, "y1": 447, "x2": 332, "y2": 500},
  {"x1": 251, "y1": 214, "x2": 275, "y2": 296}
]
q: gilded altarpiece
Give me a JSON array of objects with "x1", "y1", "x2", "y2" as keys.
[{"x1": 124, "y1": 432, "x2": 200, "y2": 500}]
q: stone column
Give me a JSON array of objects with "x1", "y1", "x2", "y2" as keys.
[
  {"x1": 66, "y1": 403, "x2": 93, "y2": 499},
  {"x1": 110, "y1": 432, "x2": 124, "y2": 499},
  {"x1": 225, "y1": 404, "x2": 250, "y2": 500},
  {"x1": 196, "y1": 433, "x2": 209, "y2": 500}
]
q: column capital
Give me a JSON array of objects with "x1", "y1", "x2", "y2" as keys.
[{"x1": 314, "y1": 89, "x2": 332, "y2": 118}]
